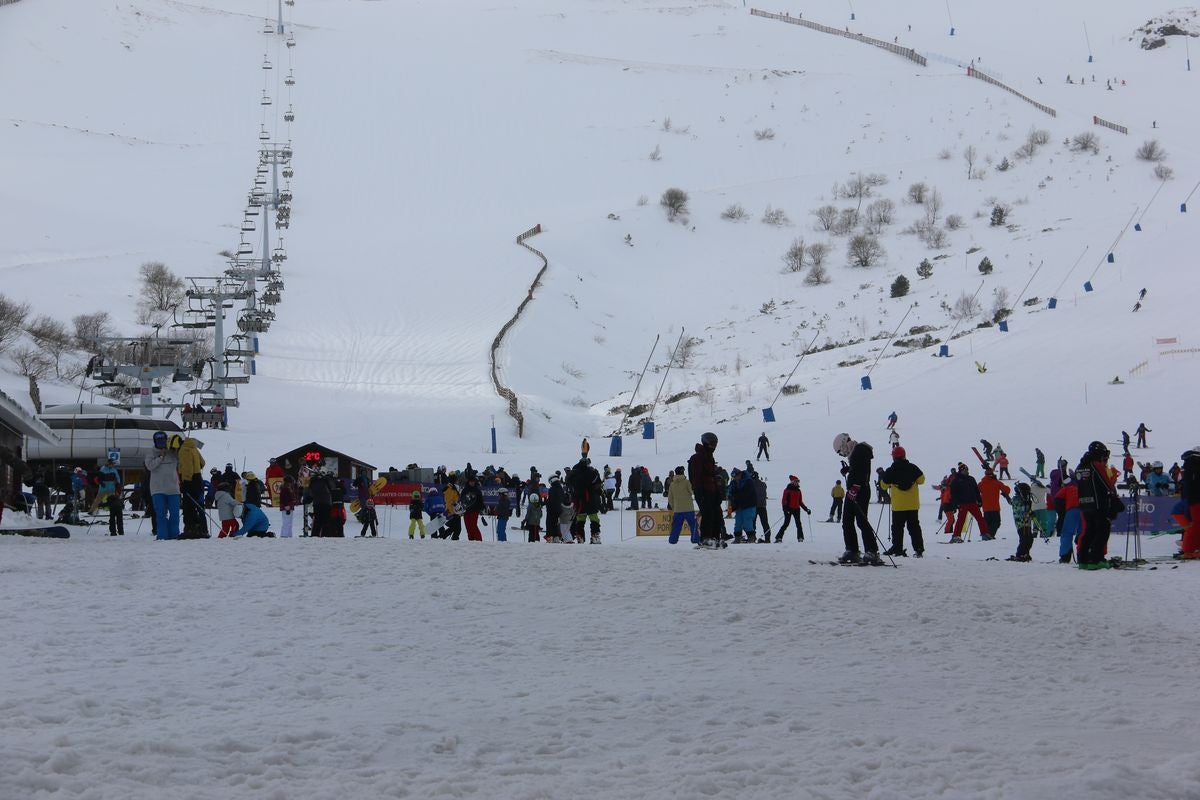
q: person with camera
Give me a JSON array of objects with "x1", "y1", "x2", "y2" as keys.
[{"x1": 1075, "y1": 441, "x2": 1124, "y2": 569}]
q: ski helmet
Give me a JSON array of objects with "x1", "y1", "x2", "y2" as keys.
[
  {"x1": 1152, "y1": 461, "x2": 1163, "y2": 469},
  {"x1": 700, "y1": 431, "x2": 718, "y2": 448},
  {"x1": 891, "y1": 446, "x2": 906, "y2": 460},
  {"x1": 498, "y1": 488, "x2": 508, "y2": 494},
  {"x1": 411, "y1": 490, "x2": 421, "y2": 498},
  {"x1": 833, "y1": 433, "x2": 854, "y2": 457},
  {"x1": 152, "y1": 431, "x2": 168, "y2": 449},
  {"x1": 1183, "y1": 447, "x2": 1200, "y2": 461},
  {"x1": 1086, "y1": 440, "x2": 1110, "y2": 460}
]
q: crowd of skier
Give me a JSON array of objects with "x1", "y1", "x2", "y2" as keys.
[{"x1": 16, "y1": 416, "x2": 1200, "y2": 566}]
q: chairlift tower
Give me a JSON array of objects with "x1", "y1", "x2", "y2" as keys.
[
  {"x1": 89, "y1": 336, "x2": 195, "y2": 416},
  {"x1": 184, "y1": 278, "x2": 255, "y2": 414}
]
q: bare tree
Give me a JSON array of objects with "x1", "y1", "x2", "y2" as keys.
[
  {"x1": 950, "y1": 291, "x2": 982, "y2": 320},
  {"x1": 781, "y1": 238, "x2": 807, "y2": 273},
  {"x1": 924, "y1": 188, "x2": 943, "y2": 226},
  {"x1": 660, "y1": 187, "x2": 689, "y2": 220},
  {"x1": 863, "y1": 199, "x2": 896, "y2": 233},
  {"x1": 762, "y1": 205, "x2": 790, "y2": 226},
  {"x1": 72, "y1": 311, "x2": 114, "y2": 350},
  {"x1": 963, "y1": 145, "x2": 978, "y2": 179},
  {"x1": 0, "y1": 294, "x2": 30, "y2": 354},
  {"x1": 832, "y1": 208, "x2": 859, "y2": 235},
  {"x1": 806, "y1": 242, "x2": 830, "y2": 267},
  {"x1": 139, "y1": 261, "x2": 185, "y2": 313},
  {"x1": 1071, "y1": 131, "x2": 1100, "y2": 155},
  {"x1": 812, "y1": 204, "x2": 838, "y2": 231},
  {"x1": 11, "y1": 346, "x2": 52, "y2": 380},
  {"x1": 721, "y1": 203, "x2": 749, "y2": 221},
  {"x1": 991, "y1": 286, "x2": 1011, "y2": 322},
  {"x1": 1154, "y1": 164, "x2": 1174, "y2": 180},
  {"x1": 907, "y1": 182, "x2": 928, "y2": 204},
  {"x1": 846, "y1": 234, "x2": 885, "y2": 267},
  {"x1": 26, "y1": 315, "x2": 72, "y2": 378}
]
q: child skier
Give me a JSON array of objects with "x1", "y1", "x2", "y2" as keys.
[
  {"x1": 1007, "y1": 482, "x2": 1034, "y2": 561},
  {"x1": 523, "y1": 495, "x2": 542, "y2": 542},
  {"x1": 408, "y1": 490, "x2": 426, "y2": 539},
  {"x1": 495, "y1": 488, "x2": 511, "y2": 542},
  {"x1": 357, "y1": 500, "x2": 379, "y2": 537},
  {"x1": 106, "y1": 485, "x2": 125, "y2": 536},
  {"x1": 215, "y1": 483, "x2": 239, "y2": 538}
]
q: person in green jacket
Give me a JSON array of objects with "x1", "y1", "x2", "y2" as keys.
[{"x1": 878, "y1": 446, "x2": 925, "y2": 557}]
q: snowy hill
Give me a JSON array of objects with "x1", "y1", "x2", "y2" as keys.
[{"x1": 2, "y1": 0, "x2": 1197, "y2": 482}]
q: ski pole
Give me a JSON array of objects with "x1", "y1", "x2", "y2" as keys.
[{"x1": 871, "y1": 501, "x2": 897, "y2": 567}]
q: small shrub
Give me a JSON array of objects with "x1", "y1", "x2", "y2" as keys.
[
  {"x1": 661, "y1": 117, "x2": 672, "y2": 132},
  {"x1": 926, "y1": 227, "x2": 948, "y2": 249},
  {"x1": 1071, "y1": 131, "x2": 1101, "y2": 155},
  {"x1": 806, "y1": 242, "x2": 830, "y2": 267},
  {"x1": 978, "y1": 256, "x2": 994, "y2": 275},
  {"x1": 907, "y1": 182, "x2": 928, "y2": 203},
  {"x1": 1028, "y1": 128, "x2": 1051, "y2": 146},
  {"x1": 847, "y1": 234, "x2": 885, "y2": 267},
  {"x1": 945, "y1": 214, "x2": 964, "y2": 230},
  {"x1": 649, "y1": 144, "x2": 662, "y2": 161},
  {"x1": 660, "y1": 187, "x2": 689, "y2": 220},
  {"x1": 916, "y1": 259, "x2": 933, "y2": 279},
  {"x1": 637, "y1": 194, "x2": 649, "y2": 206},
  {"x1": 721, "y1": 203, "x2": 749, "y2": 221},
  {"x1": 812, "y1": 205, "x2": 838, "y2": 231},
  {"x1": 805, "y1": 264, "x2": 831, "y2": 285},
  {"x1": 754, "y1": 128, "x2": 776, "y2": 141},
  {"x1": 890, "y1": 274, "x2": 911, "y2": 298},
  {"x1": 996, "y1": 157, "x2": 1012, "y2": 172},
  {"x1": 832, "y1": 208, "x2": 858, "y2": 235},
  {"x1": 951, "y1": 291, "x2": 981, "y2": 320},
  {"x1": 1154, "y1": 164, "x2": 1174, "y2": 180},
  {"x1": 1136, "y1": 139, "x2": 1166, "y2": 162},
  {"x1": 938, "y1": 147, "x2": 952, "y2": 160},
  {"x1": 780, "y1": 384, "x2": 805, "y2": 396},
  {"x1": 762, "y1": 205, "x2": 790, "y2": 226},
  {"x1": 989, "y1": 205, "x2": 1008, "y2": 226}
]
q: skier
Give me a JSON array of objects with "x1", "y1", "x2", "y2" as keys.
[
  {"x1": 495, "y1": 488, "x2": 511, "y2": 542},
  {"x1": 757, "y1": 432, "x2": 770, "y2": 462},
  {"x1": 215, "y1": 483, "x2": 239, "y2": 538},
  {"x1": 752, "y1": 473, "x2": 772, "y2": 542},
  {"x1": 1035, "y1": 447, "x2": 1046, "y2": 479},
  {"x1": 278, "y1": 475, "x2": 297, "y2": 538},
  {"x1": 106, "y1": 484, "x2": 125, "y2": 536},
  {"x1": 887, "y1": 411, "x2": 898, "y2": 429},
  {"x1": 879, "y1": 446, "x2": 925, "y2": 557},
  {"x1": 580, "y1": 437, "x2": 590, "y2": 459},
  {"x1": 639, "y1": 467, "x2": 654, "y2": 509},
  {"x1": 827, "y1": 480, "x2": 845, "y2": 522},
  {"x1": 146, "y1": 431, "x2": 181, "y2": 540},
  {"x1": 1053, "y1": 472, "x2": 1081, "y2": 563},
  {"x1": 666, "y1": 466, "x2": 698, "y2": 545},
  {"x1": 546, "y1": 474, "x2": 566, "y2": 542},
  {"x1": 888, "y1": 429, "x2": 900, "y2": 448},
  {"x1": 1006, "y1": 482, "x2": 1035, "y2": 562},
  {"x1": 626, "y1": 469, "x2": 640, "y2": 510},
  {"x1": 687, "y1": 431, "x2": 724, "y2": 548},
  {"x1": 523, "y1": 495, "x2": 542, "y2": 542},
  {"x1": 1179, "y1": 447, "x2": 1200, "y2": 559},
  {"x1": 602, "y1": 472, "x2": 616, "y2": 512},
  {"x1": 979, "y1": 439, "x2": 995, "y2": 463},
  {"x1": 1121, "y1": 431, "x2": 1131, "y2": 451},
  {"x1": 833, "y1": 433, "x2": 882, "y2": 564},
  {"x1": 996, "y1": 451, "x2": 1011, "y2": 480},
  {"x1": 726, "y1": 469, "x2": 755, "y2": 543},
  {"x1": 775, "y1": 475, "x2": 811, "y2": 542},
  {"x1": 1145, "y1": 462, "x2": 1171, "y2": 496},
  {"x1": 357, "y1": 500, "x2": 379, "y2": 537},
  {"x1": 459, "y1": 475, "x2": 485, "y2": 541},
  {"x1": 1135, "y1": 422, "x2": 1151, "y2": 448},
  {"x1": 978, "y1": 467, "x2": 1011, "y2": 539},
  {"x1": 948, "y1": 463, "x2": 986, "y2": 543},
  {"x1": 569, "y1": 457, "x2": 603, "y2": 544},
  {"x1": 1075, "y1": 441, "x2": 1124, "y2": 568}
]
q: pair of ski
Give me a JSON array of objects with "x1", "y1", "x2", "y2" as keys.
[{"x1": 807, "y1": 558, "x2": 894, "y2": 568}]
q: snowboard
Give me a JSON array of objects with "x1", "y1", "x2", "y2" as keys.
[
  {"x1": 350, "y1": 476, "x2": 389, "y2": 514},
  {"x1": 1, "y1": 526, "x2": 70, "y2": 539},
  {"x1": 425, "y1": 515, "x2": 447, "y2": 537}
]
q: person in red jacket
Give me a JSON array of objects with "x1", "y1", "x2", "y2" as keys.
[
  {"x1": 775, "y1": 475, "x2": 812, "y2": 543},
  {"x1": 687, "y1": 432, "x2": 725, "y2": 547},
  {"x1": 978, "y1": 468, "x2": 1012, "y2": 539}
]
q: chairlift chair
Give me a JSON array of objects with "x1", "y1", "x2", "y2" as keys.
[
  {"x1": 286, "y1": 34, "x2": 296, "y2": 48},
  {"x1": 272, "y1": 245, "x2": 287, "y2": 264},
  {"x1": 240, "y1": 217, "x2": 255, "y2": 233},
  {"x1": 284, "y1": 107, "x2": 295, "y2": 123},
  {"x1": 282, "y1": 145, "x2": 293, "y2": 159},
  {"x1": 282, "y1": 166, "x2": 294, "y2": 179},
  {"x1": 285, "y1": 71, "x2": 295, "y2": 87},
  {"x1": 259, "y1": 126, "x2": 271, "y2": 141},
  {"x1": 279, "y1": 189, "x2": 293, "y2": 203},
  {"x1": 262, "y1": 20, "x2": 274, "y2": 34},
  {"x1": 262, "y1": 56, "x2": 273, "y2": 70},
  {"x1": 285, "y1": 0, "x2": 294, "y2": 6}
]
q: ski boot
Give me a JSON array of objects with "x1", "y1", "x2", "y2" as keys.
[
  {"x1": 590, "y1": 533, "x2": 601, "y2": 544},
  {"x1": 837, "y1": 550, "x2": 860, "y2": 564},
  {"x1": 758, "y1": 536, "x2": 771, "y2": 544},
  {"x1": 862, "y1": 551, "x2": 884, "y2": 566},
  {"x1": 882, "y1": 546, "x2": 907, "y2": 557},
  {"x1": 912, "y1": 551, "x2": 924, "y2": 558},
  {"x1": 949, "y1": 536, "x2": 964, "y2": 543}
]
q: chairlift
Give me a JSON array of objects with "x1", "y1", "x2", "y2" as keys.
[
  {"x1": 282, "y1": 146, "x2": 293, "y2": 159},
  {"x1": 272, "y1": 244, "x2": 287, "y2": 264},
  {"x1": 286, "y1": 34, "x2": 296, "y2": 48},
  {"x1": 285, "y1": 71, "x2": 295, "y2": 87},
  {"x1": 282, "y1": 166, "x2": 294, "y2": 179},
  {"x1": 244, "y1": 204, "x2": 260, "y2": 217},
  {"x1": 262, "y1": 56, "x2": 273, "y2": 71},
  {"x1": 262, "y1": 20, "x2": 274, "y2": 34},
  {"x1": 261, "y1": 289, "x2": 282, "y2": 305},
  {"x1": 259, "y1": 126, "x2": 271, "y2": 142},
  {"x1": 249, "y1": 188, "x2": 266, "y2": 204},
  {"x1": 240, "y1": 217, "x2": 255, "y2": 233},
  {"x1": 276, "y1": 217, "x2": 290, "y2": 230},
  {"x1": 284, "y1": 106, "x2": 295, "y2": 123},
  {"x1": 172, "y1": 366, "x2": 194, "y2": 382},
  {"x1": 285, "y1": 0, "x2": 294, "y2": 6},
  {"x1": 279, "y1": 188, "x2": 293, "y2": 203},
  {"x1": 237, "y1": 239, "x2": 253, "y2": 256},
  {"x1": 261, "y1": 91, "x2": 272, "y2": 107}
]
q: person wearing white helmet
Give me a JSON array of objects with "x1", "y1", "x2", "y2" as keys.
[
  {"x1": 833, "y1": 433, "x2": 882, "y2": 564},
  {"x1": 1145, "y1": 461, "x2": 1171, "y2": 496},
  {"x1": 146, "y1": 430, "x2": 181, "y2": 540}
]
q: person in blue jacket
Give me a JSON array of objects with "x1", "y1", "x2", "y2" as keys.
[
  {"x1": 237, "y1": 502, "x2": 273, "y2": 537},
  {"x1": 1144, "y1": 462, "x2": 1171, "y2": 496}
]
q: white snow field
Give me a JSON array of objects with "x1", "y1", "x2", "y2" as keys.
[{"x1": 2, "y1": 0, "x2": 1200, "y2": 796}]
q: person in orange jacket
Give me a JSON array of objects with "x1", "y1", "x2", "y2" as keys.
[
  {"x1": 978, "y1": 467, "x2": 1012, "y2": 539},
  {"x1": 1054, "y1": 476, "x2": 1082, "y2": 563},
  {"x1": 938, "y1": 475, "x2": 957, "y2": 534}
]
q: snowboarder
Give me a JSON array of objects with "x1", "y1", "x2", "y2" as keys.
[
  {"x1": 1135, "y1": 422, "x2": 1151, "y2": 448},
  {"x1": 757, "y1": 432, "x2": 770, "y2": 462},
  {"x1": 688, "y1": 432, "x2": 724, "y2": 548},
  {"x1": 775, "y1": 475, "x2": 811, "y2": 542},
  {"x1": 979, "y1": 439, "x2": 995, "y2": 463},
  {"x1": 546, "y1": 474, "x2": 566, "y2": 542},
  {"x1": 752, "y1": 473, "x2": 772, "y2": 541},
  {"x1": 580, "y1": 437, "x2": 590, "y2": 459},
  {"x1": 146, "y1": 431, "x2": 181, "y2": 540},
  {"x1": 834, "y1": 433, "x2": 881, "y2": 564},
  {"x1": 879, "y1": 446, "x2": 924, "y2": 557},
  {"x1": 1121, "y1": 431, "x2": 1131, "y2": 452}
]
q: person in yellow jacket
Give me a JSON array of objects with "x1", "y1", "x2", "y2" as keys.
[
  {"x1": 878, "y1": 446, "x2": 925, "y2": 557},
  {"x1": 440, "y1": 480, "x2": 462, "y2": 540},
  {"x1": 827, "y1": 480, "x2": 846, "y2": 522},
  {"x1": 176, "y1": 436, "x2": 206, "y2": 537}
]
